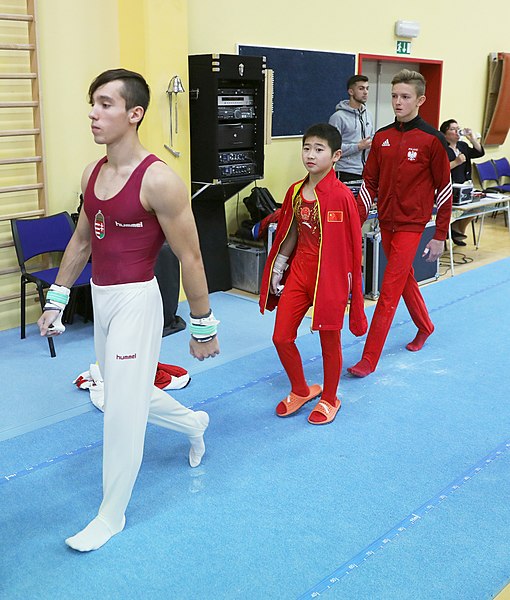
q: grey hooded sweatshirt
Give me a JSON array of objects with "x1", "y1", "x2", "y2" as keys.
[{"x1": 328, "y1": 99, "x2": 374, "y2": 176}]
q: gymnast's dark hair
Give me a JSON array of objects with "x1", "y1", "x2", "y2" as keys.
[
  {"x1": 88, "y1": 68, "x2": 150, "y2": 129},
  {"x1": 302, "y1": 123, "x2": 342, "y2": 152}
]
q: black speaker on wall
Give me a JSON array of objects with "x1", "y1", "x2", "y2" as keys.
[
  {"x1": 188, "y1": 53, "x2": 266, "y2": 184},
  {"x1": 187, "y1": 54, "x2": 266, "y2": 293}
]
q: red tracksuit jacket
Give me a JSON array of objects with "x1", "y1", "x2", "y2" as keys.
[
  {"x1": 357, "y1": 115, "x2": 452, "y2": 239},
  {"x1": 259, "y1": 169, "x2": 367, "y2": 335}
]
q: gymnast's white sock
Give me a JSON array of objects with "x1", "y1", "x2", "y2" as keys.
[
  {"x1": 65, "y1": 514, "x2": 125, "y2": 552},
  {"x1": 189, "y1": 411, "x2": 210, "y2": 468}
]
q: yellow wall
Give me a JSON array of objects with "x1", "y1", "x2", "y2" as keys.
[
  {"x1": 188, "y1": 0, "x2": 510, "y2": 230},
  {"x1": 118, "y1": 0, "x2": 190, "y2": 186},
  {"x1": 37, "y1": 0, "x2": 120, "y2": 212},
  {"x1": 38, "y1": 0, "x2": 190, "y2": 209}
]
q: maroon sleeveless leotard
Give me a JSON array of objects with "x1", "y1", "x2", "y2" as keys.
[{"x1": 84, "y1": 154, "x2": 166, "y2": 286}]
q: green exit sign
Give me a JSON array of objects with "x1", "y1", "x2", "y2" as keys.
[{"x1": 396, "y1": 40, "x2": 411, "y2": 55}]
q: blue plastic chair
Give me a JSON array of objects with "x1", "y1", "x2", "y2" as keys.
[
  {"x1": 474, "y1": 160, "x2": 510, "y2": 193},
  {"x1": 492, "y1": 158, "x2": 510, "y2": 192},
  {"x1": 10, "y1": 211, "x2": 92, "y2": 357}
]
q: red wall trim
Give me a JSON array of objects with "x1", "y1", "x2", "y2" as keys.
[
  {"x1": 358, "y1": 53, "x2": 442, "y2": 70},
  {"x1": 358, "y1": 54, "x2": 443, "y2": 129}
]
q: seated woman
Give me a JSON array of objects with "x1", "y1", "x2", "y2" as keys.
[{"x1": 440, "y1": 119, "x2": 485, "y2": 246}]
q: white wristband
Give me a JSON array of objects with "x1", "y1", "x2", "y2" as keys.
[{"x1": 272, "y1": 253, "x2": 289, "y2": 275}]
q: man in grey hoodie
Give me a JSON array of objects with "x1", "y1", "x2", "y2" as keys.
[{"x1": 329, "y1": 75, "x2": 374, "y2": 182}]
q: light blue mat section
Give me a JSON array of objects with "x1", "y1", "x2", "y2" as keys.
[
  {"x1": 1, "y1": 259, "x2": 510, "y2": 599},
  {"x1": 0, "y1": 290, "x2": 309, "y2": 441}
]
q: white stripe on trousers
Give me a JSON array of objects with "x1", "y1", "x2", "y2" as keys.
[{"x1": 91, "y1": 277, "x2": 203, "y2": 530}]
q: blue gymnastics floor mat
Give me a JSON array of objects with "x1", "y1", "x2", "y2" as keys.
[{"x1": 1, "y1": 260, "x2": 510, "y2": 599}]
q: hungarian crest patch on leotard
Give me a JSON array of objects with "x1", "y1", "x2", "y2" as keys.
[{"x1": 94, "y1": 210, "x2": 105, "y2": 239}]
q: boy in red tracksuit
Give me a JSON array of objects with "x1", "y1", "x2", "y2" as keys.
[
  {"x1": 259, "y1": 123, "x2": 367, "y2": 425},
  {"x1": 348, "y1": 69, "x2": 452, "y2": 378}
]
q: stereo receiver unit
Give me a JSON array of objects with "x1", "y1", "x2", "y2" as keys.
[
  {"x1": 218, "y1": 106, "x2": 256, "y2": 120},
  {"x1": 218, "y1": 150, "x2": 255, "y2": 164},
  {"x1": 217, "y1": 89, "x2": 254, "y2": 106},
  {"x1": 219, "y1": 163, "x2": 257, "y2": 178}
]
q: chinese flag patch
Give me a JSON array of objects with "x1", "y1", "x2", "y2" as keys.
[{"x1": 327, "y1": 210, "x2": 343, "y2": 222}]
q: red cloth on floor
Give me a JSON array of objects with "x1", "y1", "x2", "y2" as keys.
[{"x1": 154, "y1": 362, "x2": 190, "y2": 390}]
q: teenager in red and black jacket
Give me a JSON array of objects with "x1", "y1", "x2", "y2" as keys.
[{"x1": 348, "y1": 69, "x2": 452, "y2": 378}]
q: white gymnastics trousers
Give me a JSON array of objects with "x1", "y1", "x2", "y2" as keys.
[{"x1": 91, "y1": 277, "x2": 204, "y2": 530}]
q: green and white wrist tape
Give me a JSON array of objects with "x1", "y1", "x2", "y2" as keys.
[
  {"x1": 189, "y1": 310, "x2": 219, "y2": 342},
  {"x1": 44, "y1": 284, "x2": 70, "y2": 312}
]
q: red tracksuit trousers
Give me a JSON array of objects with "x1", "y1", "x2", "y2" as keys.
[
  {"x1": 361, "y1": 229, "x2": 434, "y2": 370},
  {"x1": 272, "y1": 253, "x2": 341, "y2": 403}
]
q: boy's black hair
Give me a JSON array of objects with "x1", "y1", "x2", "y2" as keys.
[
  {"x1": 347, "y1": 74, "x2": 369, "y2": 90},
  {"x1": 440, "y1": 119, "x2": 457, "y2": 134},
  {"x1": 88, "y1": 68, "x2": 150, "y2": 129},
  {"x1": 302, "y1": 123, "x2": 342, "y2": 152}
]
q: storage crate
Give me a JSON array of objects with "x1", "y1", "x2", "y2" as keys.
[{"x1": 228, "y1": 242, "x2": 267, "y2": 294}]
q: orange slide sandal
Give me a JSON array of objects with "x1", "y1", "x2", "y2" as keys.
[{"x1": 275, "y1": 384, "x2": 322, "y2": 417}]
